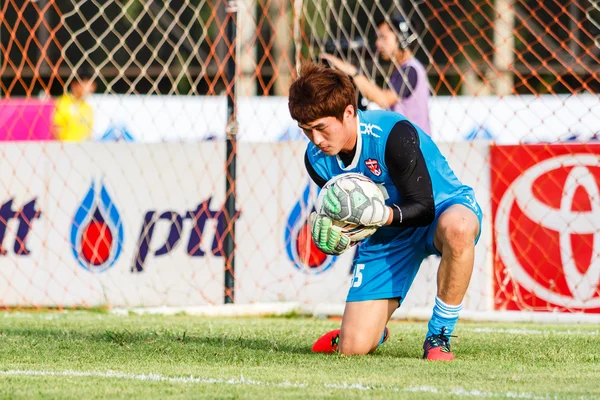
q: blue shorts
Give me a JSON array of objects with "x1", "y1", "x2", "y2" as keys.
[{"x1": 346, "y1": 190, "x2": 483, "y2": 303}]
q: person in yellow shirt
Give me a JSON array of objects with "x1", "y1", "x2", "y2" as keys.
[{"x1": 53, "y1": 68, "x2": 97, "y2": 141}]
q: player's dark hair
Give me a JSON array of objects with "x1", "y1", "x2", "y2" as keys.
[{"x1": 288, "y1": 62, "x2": 357, "y2": 125}]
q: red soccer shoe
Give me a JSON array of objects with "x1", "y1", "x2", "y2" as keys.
[
  {"x1": 422, "y1": 328, "x2": 455, "y2": 361},
  {"x1": 312, "y1": 329, "x2": 341, "y2": 353},
  {"x1": 312, "y1": 327, "x2": 390, "y2": 353}
]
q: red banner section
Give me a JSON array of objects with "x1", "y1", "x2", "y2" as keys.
[
  {"x1": 492, "y1": 144, "x2": 600, "y2": 312},
  {"x1": 0, "y1": 99, "x2": 55, "y2": 141}
]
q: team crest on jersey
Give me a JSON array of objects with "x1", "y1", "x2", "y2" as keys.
[{"x1": 365, "y1": 159, "x2": 382, "y2": 176}]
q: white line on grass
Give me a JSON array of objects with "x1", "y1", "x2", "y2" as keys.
[
  {"x1": 462, "y1": 327, "x2": 599, "y2": 336},
  {"x1": 0, "y1": 369, "x2": 557, "y2": 399}
]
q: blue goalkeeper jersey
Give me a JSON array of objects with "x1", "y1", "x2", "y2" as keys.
[
  {"x1": 305, "y1": 109, "x2": 482, "y2": 302},
  {"x1": 305, "y1": 109, "x2": 471, "y2": 221}
]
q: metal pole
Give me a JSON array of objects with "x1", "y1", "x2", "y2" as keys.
[
  {"x1": 239, "y1": 0, "x2": 257, "y2": 95},
  {"x1": 224, "y1": 0, "x2": 238, "y2": 304},
  {"x1": 493, "y1": 0, "x2": 515, "y2": 95},
  {"x1": 568, "y1": 0, "x2": 581, "y2": 57},
  {"x1": 37, "y1": 0, "x2": 50, "y2": 78}
]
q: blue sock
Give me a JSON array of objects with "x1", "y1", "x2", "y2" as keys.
[
  {"x1": 426, "y1": 297, "x2": 462, "y2": 340},
  {"x1": 377, "y1": 327, "x2": 388, "y2": 346}
]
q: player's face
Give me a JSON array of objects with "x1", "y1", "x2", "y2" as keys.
[
  {"x1": 299, "y1": 117, "x2": 344, "y2": 155},
  {"x1": 299, "y1": 106, "x2": 355, "y2": 155},
  {"x1": 375, "y1": 24, "x2": 398, "y2": 61}
]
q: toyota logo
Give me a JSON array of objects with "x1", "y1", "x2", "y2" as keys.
[{"x1": 495, "y1": 154, "x2": 600, "y2": 308}]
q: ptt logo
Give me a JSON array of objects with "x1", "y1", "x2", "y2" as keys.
[
  {"x1": 71, "y1": 181, "x2": 124, "y2": 272},
  {"x1": 0, "y1": 199, "x2": 41, "y2": 256},
  {"x1": 492, "y1": 146, "x2": 600, "y2": 311},
  {"x1": 132, "y1": 196, "x2": 234, "y2": 272},
  {"x1": 70, "y1": 180, "x2": 236, "y2": 273},
  {"x1": 284, "y1": 181, "x2": 336, "y2": 275}
]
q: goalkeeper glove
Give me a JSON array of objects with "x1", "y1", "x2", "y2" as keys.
[
  {"x1": 309, "y1": 212, "x2": 351, "y2": 255},
  {"x1": 322, "y1": 182, "x2": 390, "y2": 226}
]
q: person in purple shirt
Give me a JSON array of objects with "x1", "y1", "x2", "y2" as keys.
[{"x1": 321, "y1": 17, "x2": 431, "y2": 135}]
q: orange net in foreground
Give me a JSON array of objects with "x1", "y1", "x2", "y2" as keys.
[{"x1": 0, "y1": 0, "x2": 599, "y2": 317}]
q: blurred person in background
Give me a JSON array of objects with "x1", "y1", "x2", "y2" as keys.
[
  {"x1": 53, "y1": 66, "x2": 97, "y2": 141},
  {"x1": 321, "y1": 16, "x2": 431, "y2": 135}
]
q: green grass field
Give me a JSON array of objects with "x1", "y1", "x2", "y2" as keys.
[{"x1": 1, "y1": 311, "x2": 598, "y2": 399}]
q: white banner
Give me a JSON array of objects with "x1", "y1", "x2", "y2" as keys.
[
  {"x1": 0, "y1": 141, "x2": 491, "y2": 310},
  {"x1": 429, "y1": 95, "x2": 600, "y2": 143},
  {"x1": 89, "y1": 96, "x2": 295, "y2": 142},
  {"x1": 0, "y1": 143, "x2": 226, "y2": 307},
  {"x1": 89, "y1": 95, "x2": 600, "y2": 143}
]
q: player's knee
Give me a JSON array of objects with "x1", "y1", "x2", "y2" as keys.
[
  {"x1": 439, "y1": 216, "x2": 477, "y2": 255},
  {"x1": 339, "y1": 332, "x2": 377, "y2": 355}
]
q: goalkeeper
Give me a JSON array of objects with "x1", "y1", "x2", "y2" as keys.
[{"x1": 288, "y1": 62, "x2": 482, "y2": 361}]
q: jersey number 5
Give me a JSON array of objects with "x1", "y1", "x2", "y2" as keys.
[{"x1": 351, "y1": 264, "x2": 365, "y2": 288}]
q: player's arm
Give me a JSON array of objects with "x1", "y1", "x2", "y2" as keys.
[
  {"x1": 304, "y1": 151, "x2": 327, "y2": 188},
  {"x1": 384, "y1": 120, "x2": 435, "y2": 227}
]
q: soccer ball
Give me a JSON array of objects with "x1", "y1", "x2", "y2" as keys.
[{"x1": 315, "y1": 172, "x2": 384, "y2": 245}]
